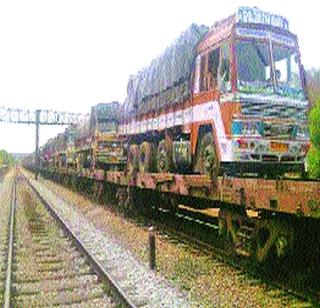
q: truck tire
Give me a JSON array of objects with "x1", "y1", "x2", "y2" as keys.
[
  {"x1": 127, "y1": 144, "x2": 139, "y2": 174},
  {"x1": 139, "y1": 142, "x2": 154, "y2": 173},
  {"x1": 156, "y1": 140, "x2": 172, "y2": 173},
  {"x1": 200, "y1": 133, "x2": 219, "y2": 179}
]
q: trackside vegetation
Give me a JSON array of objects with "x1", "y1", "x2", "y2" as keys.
[
  {"x1": 307, "y1": 98, "x2": 320, "y2": 177},
  {"x1": 0, "y1": 150, "x2": 14, "y2": 166},
  {"x1": 306, "y1": 68, "x2": 320, "y2": 178}
]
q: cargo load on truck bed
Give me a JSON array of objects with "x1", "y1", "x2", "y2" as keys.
[
  {"x1": 74, "y1": 119, "x2": 91, "y2": 140},
  {"x1": 123, "y1": 23, "x2": 208, "y2": 117},
  {"x1": 92, "y1": 102, "x2": 120, "y2": 121}
]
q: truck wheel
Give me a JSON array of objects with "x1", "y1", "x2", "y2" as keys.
[
  {"x1": 127, "y1": 144, "x2": 139, "y2": 174},
  {"x1": 139, "y1": 142, "x2": 154, "y2": 173},
  {"x1": 200, "y1": 133, "x2": 219, "y2": 178},
  {"x1": 156, "y1": 140, "x2": 172, "y2": 173}
]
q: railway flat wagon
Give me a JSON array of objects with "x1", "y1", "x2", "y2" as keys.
[{"x1": 104, "y1": 170, "x2": 319, "y2": 261}]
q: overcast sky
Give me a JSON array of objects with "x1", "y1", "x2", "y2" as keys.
[{"x1": 0, "y1": 0, "x2": 319, "y2": 153}]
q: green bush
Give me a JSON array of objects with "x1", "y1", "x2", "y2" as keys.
[
  {"x1": 307, "y1": 147, "x2": 320, "y2": 178},
  {"x1": 0, "y1": 149, "x2": 14, "y2": 166},
  {"x1": 307, "y1": 98, "x2": 320, "y2": 178}
]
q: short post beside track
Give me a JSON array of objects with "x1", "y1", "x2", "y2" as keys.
[{"x1": 148, "y1": 227, "x2": 156, "y2": 270}]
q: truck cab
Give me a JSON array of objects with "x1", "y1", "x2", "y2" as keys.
[
  {"x1": 192, "y1": 7, "x2": 309, "y2": 175},
  {"x1": 65, "y1": 125, "x2": 77, "y2": 171},
  {"x1": 90, "y1": 102, "x2": 127, "y2": 170}
]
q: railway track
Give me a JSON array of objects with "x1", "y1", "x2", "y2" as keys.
[
  {"x1": 8, "y1": 169, "x2": 189, "y2": 307},
  {"x1": 1, "y1": 173, "x2": 134, "y2": 307},
  {"x1": 19, "y1": 168, "x2": 319, "y2": 305}
]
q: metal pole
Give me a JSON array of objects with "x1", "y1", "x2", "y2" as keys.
[
  {"x1": 35, "y1": 109, "x2": 40, "y2": 180},
  {"x1": 148, "y1": 227, "x2": 156, "y2": 270}
]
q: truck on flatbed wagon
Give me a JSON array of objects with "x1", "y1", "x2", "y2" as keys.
[
  {"x1": 120, "y1": 6, "x2": 310, "y2": 177},
  {"x1": 111, "y1": 7, "x2": 315, "y2": 262},
  {"x1": 73, "y1": 102, "x2": 127, "y2": 173},
  {"x1": 39, "y1": 102, "x2": 126, "y2": 175}
]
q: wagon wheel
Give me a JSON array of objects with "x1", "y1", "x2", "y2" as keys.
[
  {"x1": 156, "y1": 140, "x2": 172, "y2": 173},
  {"x1": 200, "y1": 133, "x2": 219, "y2": 179},
  {"x1": 255, "y1": 220, "x2": 294, "y2": 262},
  {"x1": 139, "y1": 142, "x2": 154, "y2": 173},
  {"x1": 127, "y1": 144, "x2": 139, "y2": 174}
]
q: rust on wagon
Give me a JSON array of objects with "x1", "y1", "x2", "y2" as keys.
[{"x1": 103, "y1": 171, "x2": 320, "y2": 218}]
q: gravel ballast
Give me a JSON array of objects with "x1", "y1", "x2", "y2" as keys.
[{"x1": 0, "y1": 170, "x2": 15, "y2": 306}]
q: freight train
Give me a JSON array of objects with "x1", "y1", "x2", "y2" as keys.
[{"x1": 24, "y1": 7, "x2": 320, "y2": 262}]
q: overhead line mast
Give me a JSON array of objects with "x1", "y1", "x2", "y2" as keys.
[
  {"x1": 0, "y1": 106, "x2": 89, "y2": 179},
  {"x1": 0, "y1": 106, "x2": 88, "y2": 125}
]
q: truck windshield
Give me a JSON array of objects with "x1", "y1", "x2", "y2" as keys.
[
  {"x1": 67, "y1": 132, "x2": 75, "y2": 145},
  {"x1": 236, "y1": 39, "x2": 304, "y2": 99},
  {"x1": 98, "y1": 120, "x2": 117, "y2": 133},
  {"x1": 273, "y1": 44, "x2": 304, "y2": 98},
  {"x1": 236, "y1": 40, "x2": 273, "y2": 94}
]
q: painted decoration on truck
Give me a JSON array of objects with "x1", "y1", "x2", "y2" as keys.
[
  {"x1": 236, "y1": 7, "x2": 289, "y2": 30},
  {"x1": 236, "y1": 28, "x2": 295, "y2": 47},
  {"x1": 197, "y1": 16, "x2": 234, "y2": 52},
  {"x1": 174, "y1": 110, "x2": 183, "y2": 126},
  {"x1": 119, "y1": 101, "x2": 233, "y2": 162}
]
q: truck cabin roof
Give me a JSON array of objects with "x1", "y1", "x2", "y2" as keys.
[{"x1": 198, "y1": 7, "x2": 296, "y2": 53}]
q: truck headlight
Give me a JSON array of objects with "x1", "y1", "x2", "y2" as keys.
[{"x1": 296, "y1": 126, "x2": 309, "y2": 140}]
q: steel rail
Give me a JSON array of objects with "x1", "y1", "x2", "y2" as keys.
[
  {"x1": 22, "y1": 174, "x2": 136, "y2": 308},
  {"x1": 3, "y1": 179, "x2": 16, "y2": 308}
]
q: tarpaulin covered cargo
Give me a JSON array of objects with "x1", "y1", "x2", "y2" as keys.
[
  {"x1": 123, "y1": 23, "x2": 208, "y2": 117},
  {"x1": 54, "y1": 133, "x2": 67, "y2": 152},
  {"x1": 92, "y1": 102, "x2": 120, "y2": 121},
  {"x1": 74, "y1": 120, "x2": 90, "y2": 140}
]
